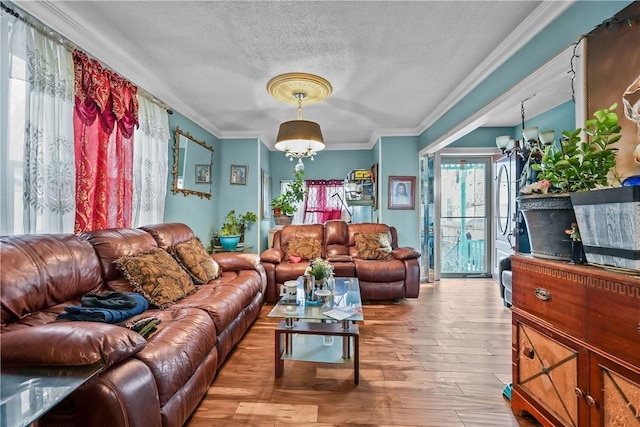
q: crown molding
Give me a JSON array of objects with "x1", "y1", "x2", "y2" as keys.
[
  {"x1": 420, "y1": 45, "x2": 574, "y2": 155},
  {"x1": 16, "y1": 1, "x2": 223, "y2": 138},
  {"x1": 415, "y1": 0, "x2": 575, "y2": 137},
  {"x1": 17, "y1": 0, "x2": 576, "y2": 153}
]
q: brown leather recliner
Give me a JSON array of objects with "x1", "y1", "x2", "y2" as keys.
[
  {"x1": 1, "y1": 223, "x2": 266, "y2": 427},
  {"x1": 260, "y1": 220, "x2": 421, "y2": 302}
]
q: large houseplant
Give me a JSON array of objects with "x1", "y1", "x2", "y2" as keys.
[
  {"x1": 270, "y1": 167, "x2": 306, "y2": 225},
  {"x1": 518, "y1": 104, "x2": 621, "y2": 261},
  {"x1": 557, "y1": 104, "x2": 640, "y2": 272},
  {"x1": 527, "y1": 103, "x2": 620, "y2": 194}
]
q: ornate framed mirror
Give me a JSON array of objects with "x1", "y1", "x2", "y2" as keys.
[{"x1": 172, "y1": 127, "x2": 213, "y2": 199}]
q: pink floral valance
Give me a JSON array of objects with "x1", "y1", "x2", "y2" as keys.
[{"x1": 73, "y1": 50, "x2": 138, "y2": 137}]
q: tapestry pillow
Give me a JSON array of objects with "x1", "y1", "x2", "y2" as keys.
[
  {"x1": 169, "y1": 237, "x2": 220, "y2": 284},
  {"x1": 354, "y1": 232, "x2": 393, "y2": 260},
  {"x1": 287, "y1": 237, "x2": 322, "y2": 261},
  {"x1": 114, "y1": 249, "x2": 196, "y2": 308}
]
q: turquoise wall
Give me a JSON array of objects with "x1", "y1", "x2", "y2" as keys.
[
  {"x1": 380, "y1": 136, "x2": 420, "y2": 250},
  {"x1": 523, "y1": 100, "x2": 575, "y2": 139},
  {"x1": 450, "y1": 127, "x2": 514, "y2": 148},
  {"x1": 419, "y1": 1, "x2": 632, "y2": 150},
  {"x1": 269, "y1": 149, "x2": 374, "y2": 185},
  {"x1": 164, "y1": 111, "x2": 219, "y2": 243},
  {"x1": 258, "y1": 141, "x2": 271, "y2": 251},
  {"x1": 217, "y1": 138, "x2": 261, "y2": 251}
]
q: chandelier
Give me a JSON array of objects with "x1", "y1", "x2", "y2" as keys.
[{"x1": 267, "y1": 72, "x2": 332, "y2": 161}]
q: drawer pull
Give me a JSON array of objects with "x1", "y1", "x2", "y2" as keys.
[
  {"x1": 534, "y1": 288, "x2": 551, "y2": 301},
  {"x1": 586, "y1": 395, "x2": 597, "y2": 407},
  {"x1": 574, "y1": 387, "x2": 584, "y2": 398},
  {"x1": 523, "y1": 347, "x2": 535, "y2": 359}
]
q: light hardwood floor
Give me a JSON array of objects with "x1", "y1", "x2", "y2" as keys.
[{"x1": 186, "y1": 279, "x2": 541, "y2": 426}]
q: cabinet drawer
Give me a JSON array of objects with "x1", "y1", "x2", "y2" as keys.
[
  {"x1": 515, "y1": 320, "x2": 579, "y2": 426},
  {"x1": 588, "y1": 281, "x2": 640, "y2": 368},
  {"x1": 512, "y1": 258, "x2": 587, "y2": 339}
]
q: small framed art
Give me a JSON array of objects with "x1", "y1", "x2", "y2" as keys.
[
  {"x1": 388, "y1": 176, "x2": 416, "y2": 210},
  {"x1": 195, "y1": 164, "x2": 211, "y2": 184},
  {"x1": 230, "y1": 165, "x2": 247, "y2": 185}
]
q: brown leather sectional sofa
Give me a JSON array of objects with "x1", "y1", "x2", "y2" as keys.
[
  {"x1": 260, "y1": 220, "x2": 421, "y2": 302},
  {"x1": 0, "y1": 223, "x2": 266, "y2": 427}
]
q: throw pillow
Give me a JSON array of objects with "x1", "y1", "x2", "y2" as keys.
[
  {"x1": 115, "y1": 249, "x2": 196, "y2": 308},
  {"x1": 354, "y1": 232, "x2": 393, "y2": 260},
  {"x1": 169, "y1": 237, "x2": 220, "y2": 284},
  {"x1": 287, "y1": 237, "x2": 322, "y2": 261}
]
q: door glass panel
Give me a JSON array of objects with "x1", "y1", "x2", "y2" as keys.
[
  {"x1": 419, "y1": 155, "x2": 435, "y2": 282},
  {"x1": 440, "y1": 158, "x2": 490, "y2": 276}
]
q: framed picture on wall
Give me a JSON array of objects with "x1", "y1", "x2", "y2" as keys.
[
  {"x1": 230, "y1": 165, "x2": 247, "y2": 185},
  {"x1": 194, "y1": 164, "x2": 211, "y2": 184},
  {"x1": 388, "y1": 176, "x2": 415, "y2": 210}
]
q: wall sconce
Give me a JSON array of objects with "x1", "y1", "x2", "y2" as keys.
[
  {"x1": 538, "y1": 130, "x2": 556, "y2": 145},
  {"x1": 522, "y1": 127, "x2": 539, "y2": 146},
  {"x1": 496, "y1": 136, "x2": 517, "y2": 155},
  {"x1": 496, "y1": 135, "x2": 511, "y2": 153}
]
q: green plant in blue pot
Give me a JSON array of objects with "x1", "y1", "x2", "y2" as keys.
[{"x1": 218, "y1": 210, "x2": 242, "y2": 251}]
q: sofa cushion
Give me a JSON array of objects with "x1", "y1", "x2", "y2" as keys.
[
  {"x1": 170, "y1": 237, "x2": 220, "y2": 284},
  {"x1": 115, "y1": 249, "x2": 196, "y2": 308},
  {"x1": 133, "y1": 308, "x2": 216, "y2": 405},
  {"x1": 287, "y1": 237, "x2": 322, "y2": 261},
  {"x1": 1, "y1": 323, "x2": 146, "y2": 368},
  {"x1": 0, "y1": 234, "x2": 104, "y2": 324},
  {"x1": 354, "y1": 232, "x2": 393, "y2": 260},
  {"x1": 173, "y1": 270, "x2": 263, "y2": 332}
]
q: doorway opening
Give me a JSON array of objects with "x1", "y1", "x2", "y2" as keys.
[{"x1": 439, "y1": 157, "x2": 492, "y2": 278}]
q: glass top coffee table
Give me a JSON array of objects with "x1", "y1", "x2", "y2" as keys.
[{"x1": 268, "y1": 277, "x2": 363, "y2": 384}]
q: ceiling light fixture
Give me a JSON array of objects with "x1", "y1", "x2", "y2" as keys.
[{"x1": 267, "y1": 73, "x2": 332, "y2": 163}]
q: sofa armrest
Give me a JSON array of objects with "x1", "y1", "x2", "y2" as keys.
[
  {"x1": 392, "y1": 247, "x2": 421, "y2": 260},
  {"x1": 211, "y1": 253, "x2": 260, "y2": 271},
  {"x1": 1, "y1": 323, "x2": 146, "y2": 368},
  {"x1": 260, "y1": 248, "x2": 285, "y2": 264}
]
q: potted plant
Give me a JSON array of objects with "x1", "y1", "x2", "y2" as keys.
[
  {"x1": 518, "y1": 104, "x2": 621, "y2": 261},
  {"x1": 304, "y1": 258, "x2": 335, "y2": 300},
  {"x1": 218, "y1": 210, "x2": 257, "y2": 250},
  {"x1": 270, "y1": 167, "x2": 306, "y2": 226},
  {"x1": 528, "y1": 103, "x2": 621, "y2": 194},
  {"x1": 305, "y1": 257, "x2": 334, "y2": 282},
  {"x1": 561, "y1": 104, "x2": 640, "y2": 272},
  {"x1": 519, "y1": 103, "x2": 640, "y2": 270}
]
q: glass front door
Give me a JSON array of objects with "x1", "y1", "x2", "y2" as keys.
[{"x1": 439, "y1": 157, "x2": 491, "y2": 277}]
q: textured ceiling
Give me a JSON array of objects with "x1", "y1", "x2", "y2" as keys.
[{"x1": 17, "y1": 1, "x2": 574, "y2": 151}]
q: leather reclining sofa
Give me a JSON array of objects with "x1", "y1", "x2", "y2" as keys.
[
  {"x1": 0, "y1": 223, "x2": 266, "y2": 427},
  {"x1": 260, "y1": 220, "x2": 421, "y2": 303}
]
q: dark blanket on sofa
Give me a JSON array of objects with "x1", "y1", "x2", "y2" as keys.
[{"x1": 57, "y1": 292, "x2": 149, "y2": 323}]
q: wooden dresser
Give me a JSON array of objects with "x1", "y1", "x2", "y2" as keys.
[{"x1": 510, "y1": 255, "x2": 640, "y2": 426}]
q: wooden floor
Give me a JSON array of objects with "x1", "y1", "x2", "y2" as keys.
[{"x1": 186, "y1": 279, "x2": 541, "y2": 426}]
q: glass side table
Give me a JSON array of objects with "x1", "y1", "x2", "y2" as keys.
[{"x1": 1, "y1": 364, "x2": 102, "y2": 427}]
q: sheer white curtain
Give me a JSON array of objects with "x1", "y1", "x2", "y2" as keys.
[
  {"x1": 1, "y1": 11, "x2": 75, "y2": 234},
  {"x1": 132, "y1": 95, "x2": 169, "y2": 227}
]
